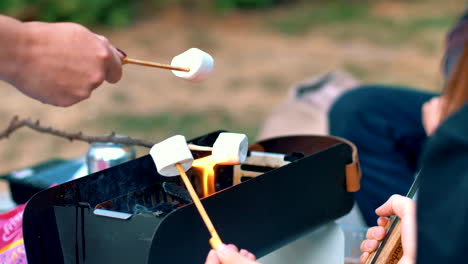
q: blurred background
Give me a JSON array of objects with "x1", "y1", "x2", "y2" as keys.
[{"x1": 0, "y1": 0, "x2": 464, "y2": 173}]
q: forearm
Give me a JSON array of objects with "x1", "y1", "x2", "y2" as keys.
[
  {"x1": 0, "y1": 17, "x2": 122, "y2": 106},
  {"x1": 0, "y1": 15, "x2": 29, "y2": 82}
]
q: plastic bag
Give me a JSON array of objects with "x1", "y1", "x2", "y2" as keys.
[{"x1": 0, "y1": 204, "x2": 26, "y2": 264}]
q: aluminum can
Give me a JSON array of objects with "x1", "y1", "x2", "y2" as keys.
[{"x1": 86, "y1": 141, "x2": 136, "y2": 174}]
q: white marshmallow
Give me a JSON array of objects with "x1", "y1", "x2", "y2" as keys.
[
  {"x1": 171, "y1": 48, "x2": 214, "y2": 82},
  {"x1": 212, "y1": 133, "x2": 248, "y2": 165},
  {"x1": 150, "y1": 135, "x2": 194, "y2": 177}
]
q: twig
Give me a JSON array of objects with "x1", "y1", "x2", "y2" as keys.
[{"x1": 0, "y1": 116, "x2": 155, "y2": 148}]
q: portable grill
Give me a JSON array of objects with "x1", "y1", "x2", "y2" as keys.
[{"x1": 22, "y1": 131, "x2": 360, "y2": 264}]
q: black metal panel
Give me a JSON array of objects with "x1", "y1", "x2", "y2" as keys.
[
  {"x1": 53, "y1": 207, "x2": 160, "y2": 264},
  {"x1": 148, "y1": 142, "x2": 353, "y2": 263},
  {"x1": 23, "y1": 133, "x2": 354, "y2": 264},
  {"x1": 22, "y1": 154, "x2": 163, "y2": 263},
  {"x1": 22, "y1": 131, "x2": 224, "y2": 263}
]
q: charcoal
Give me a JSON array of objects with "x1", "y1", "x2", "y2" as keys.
[{"x1": 162, "y1": 182, "x2": 192, "y2": 204}]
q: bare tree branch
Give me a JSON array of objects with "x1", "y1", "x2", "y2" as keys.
[{"x1": 0, "y1": 116, "x2": 155, "y2": 148}]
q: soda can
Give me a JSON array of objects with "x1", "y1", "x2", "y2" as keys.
[{"x1": 86, "y1": 141, "x2": 136, "y2": 174}]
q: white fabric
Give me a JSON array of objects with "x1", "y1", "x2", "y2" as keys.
[
  {"x1": 150, "y1": 135, "x2": 194, "y2": 177},
  {"x1": 171, "y1": 48, "x2": 214, "y2": 82},
  {"x1": 260, "y1": 222, "x2": 344, "y2": 264},
  {"x1": 212, "y1": 132, "x2": 248, "y2": 165}
]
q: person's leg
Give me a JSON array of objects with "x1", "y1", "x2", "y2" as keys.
[{"x1": 328, "y1": 85, "x2": 436, "y2": 226}]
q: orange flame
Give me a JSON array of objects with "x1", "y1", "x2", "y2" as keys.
[{"x1": 192, "y1": 155, "x2": 217, "y2": 197}]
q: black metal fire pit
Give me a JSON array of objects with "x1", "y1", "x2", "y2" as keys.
[{"x1": 23, "y1": 131, "x2": 360, "y2": 264}]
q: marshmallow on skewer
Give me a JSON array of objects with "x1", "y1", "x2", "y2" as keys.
[
  {"x1": 212, "y1": 132, "x2": 248, "y2": 165},
  {"x1": 171, "y1": 48, "x2": 214, "y2": 82},
  {"x1": 187, "y1": 133, "x2": 248, "y2": 165},
  {"x1": 150, "y1": 135, "x2": 194, "y2": 176},
  {"x1": 149, "y1": 135, "x2": 224, "y2": 248}
]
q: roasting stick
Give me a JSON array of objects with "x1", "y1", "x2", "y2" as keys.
[
  {"x1": 175, "y1": 163, "x2": 223, "y2": 248},
  {"x1": 150, "y1": 134, "x2": 248, "y2": 249},
  {"x1": 121, "y1": 48, "x2": 214, "y2": 82},
  {"x1": 365, "y1": 171, "x2": 421, "y2": 264},
  {"x1": 122, "y1": 57, "x2": 190, "y2": 72},
  {"x1": 187, "y1": 143, "x2": 232, "y2": 152},
  {"x1": 188, "y1": 143, "x2": 213, "y2": 152}
]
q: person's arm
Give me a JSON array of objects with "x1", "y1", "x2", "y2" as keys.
[
  {"x1": 359, "y1": 195, "x2": 417, "y2": 264},
  {"x1": 0, "y1": 15, "x2": 25, "y2": 82},
  {"x1": 0, "y1": 15, "x2": 123, "y2": 107}
]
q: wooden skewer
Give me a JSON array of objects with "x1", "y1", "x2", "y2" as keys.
[
  {"x1": 175, "y1": 163, "x2": 223, "y2": 248},
  {"x1": 188, "y1": 143, "x2": 213, "y2": 152},
  {"x1": 122, "y1": 57, "x2": 190, "y2": 72}
]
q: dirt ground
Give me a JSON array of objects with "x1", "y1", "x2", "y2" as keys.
[{"x1": 0, "y1": 1, "x2": 463, "y2": 174}]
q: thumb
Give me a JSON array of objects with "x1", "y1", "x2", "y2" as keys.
[
  {"x1": 215, "y1": 244, "x2": 256, "y2": 264},
  {"x1": 375, "y1": 195, "x2": 414, "y2": 219}
]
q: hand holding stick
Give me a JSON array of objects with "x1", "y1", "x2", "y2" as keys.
[
  {"x1": 364, "y1": 218, "x2": 403, "y2": 264},
  {"x1": 364, "y1": 172, "x2": 420, "y2": 264}
]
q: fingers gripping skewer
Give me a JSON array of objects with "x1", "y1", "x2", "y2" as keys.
[
  {"x1": 365, "y1": 219, "x2": 403, "y2": 264},
  {"x1": 365, "y1": 172, "x2": 420, "y2": 264},
  {"x1": 121, "y1": 48, "x2": 214, "y2": 82}
]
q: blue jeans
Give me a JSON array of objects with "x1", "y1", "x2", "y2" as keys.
[{"x1": 328, "y1": 85, "x2": 436, "y2": 226}]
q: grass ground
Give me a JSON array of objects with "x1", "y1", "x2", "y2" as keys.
[{"x1": 0, "y1": 0, "x2": 465, "y2": 173}]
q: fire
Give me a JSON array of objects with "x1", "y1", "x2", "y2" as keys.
[{"x1": 192, "y1": 155, "x2": 217, "y2": 197}]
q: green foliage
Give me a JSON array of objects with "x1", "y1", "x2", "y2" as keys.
[
  {"x1": 0, "y1": 0, "x2": 138, "y2": 27},
  {"x1": 0, "y1": 0, "x2": 283, "y2": 27},
  {"x1": 217, "y1": 0, "x2": 279, "y2": 9}
]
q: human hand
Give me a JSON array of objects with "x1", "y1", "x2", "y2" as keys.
[
  {"x1": 422, "y1": 96, "x2": 445, "y2": 135},
  {"x1": 8, "y1": 21, "x2": 123, "y2": 107},
  {"x1": 359, "y1": 195, "x2": 416, "y2": 264},
  {"x1": 205, "y1": 244, "x2": 258, "y2": 264}
]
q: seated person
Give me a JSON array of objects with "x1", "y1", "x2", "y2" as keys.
[
  {"x1": 327, "y1": 9, "x2": 467, "y2": 226},
  {"x1": 361, "y1": 43, "x2": 468, "y2": 263}
]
